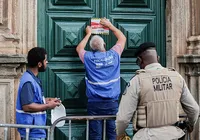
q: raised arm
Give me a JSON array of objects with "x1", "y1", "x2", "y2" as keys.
[
  {"x1": 100, "y1": 18, "x2": 126, "y2": 51},
  {"x1": 76, "y1": 26, "x2": 92, "y2": 55}
]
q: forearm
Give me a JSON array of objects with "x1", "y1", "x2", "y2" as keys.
[
  {"x1": 76, "y1": 33, "x2": 91, "y2": 53},
  {"x1": 182, "y1": 100, "x2": 199, "y2": 126},
  {"x1": 45, "y1": 97, "x2": 59, "y2": 103},
  {"x1": 109, "y1": 25, "x2": 126, "y2": 44},
  {"x1": 188, "y1": 104, "x2": 199, "y2": 126},
  {"x1": 22, "y1": 103, "x2": 50, "y2": 112},
  {"x1": 116, "y1": 119, "x2": 129, "y2": 135},
  {"x1": 181, "y1": 83, "x2": 200, "y2": 126}
]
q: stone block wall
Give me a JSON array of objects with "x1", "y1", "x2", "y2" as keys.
[
  {"x1": 167, "y1": 0, "x2": 200, "y2": 139},
  {"x1": 0, "y1": 0, "x2": 36, "y2": 139}
]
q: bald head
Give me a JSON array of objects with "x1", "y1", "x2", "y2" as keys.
[
  {"x1": 140, "y1": 48, "x2": 158, "y2": 62},
  {"x1": 137, "y1": 48, "x2": 159, "y2": 68},
  {"x1": 89, "y1": 35, "x2": 105, "y2": 52}
]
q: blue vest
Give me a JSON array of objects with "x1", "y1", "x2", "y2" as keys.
[
  {"x1": 16, "y1": 71, "x2": 46, "y2": 138},
  {"x1": 84, "y1": 49, "x2": 120, "y2": 102}
]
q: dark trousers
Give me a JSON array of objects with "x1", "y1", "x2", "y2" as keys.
[
  {"x1": 21, "y1": 138, "x2": 45, "y2": 140},
  {"x1": 87, "y1": 101, "x2": 118, "y2": 140}
]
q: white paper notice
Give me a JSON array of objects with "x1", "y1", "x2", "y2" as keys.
[{"x1": 91, "y1": 18, "x2": 109, "y2": 35}]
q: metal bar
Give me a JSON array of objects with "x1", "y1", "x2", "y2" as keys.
[
  {"x1": 50, "y1": 127, "x2": 54, "y2": 140},
  {"x1": 69, "y1": 120, "x2": 71, "y2": 140},
  {"x1": 50, "y1": 115, "x2": 116, "y2": 132},
  {"x1": 0, "y1": 114, "x2": 198, "y2": 140},
  {"x1": 47, "y1": 128, "x2": 51, "y2": 140},
  {"x1": 103, "y1": 119, "x2": 106, "y2": 140},
  {"x1": 86, "y1": 120, "x2": 89, "y2": 140},
  {"x1": 4, "y1": 127, "x2": 8, "y2": 140},
  {"x1": 0, "y1": 124, "x2": 50, "y2": 129},
  {"x1": 25, "y1": 128, "x2": 30, "y2": 140},
  {"x1": 187, "y1": 132, "x2": 190, "y2": 140}
]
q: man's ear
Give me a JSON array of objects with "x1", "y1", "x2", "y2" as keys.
[
  {"x1": 38, "y1": 62, "x2": 42, "y2": 68},
  {"x1": 136, "y1": 57, "x2": 142, "y2": 65}
]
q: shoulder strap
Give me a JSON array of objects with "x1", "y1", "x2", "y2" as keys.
[
  {"x1": 168, "y1": 67, "x2": 176, "y2": 71},
  {"x1": 136, "y1": 69, "x2": 146, "y2": 75}
]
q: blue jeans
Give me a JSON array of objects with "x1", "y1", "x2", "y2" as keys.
[{"x1": 87, "y1": 101, "x2": 118, "y2": 140}]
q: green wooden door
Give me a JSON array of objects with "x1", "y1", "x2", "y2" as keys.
[{"x1": 38, "y1": 0, "x2": 165, "y2": 139}]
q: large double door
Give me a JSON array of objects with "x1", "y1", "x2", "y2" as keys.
[{"x1": 38, "y1": 0, "x2": 165, "y2": 139}]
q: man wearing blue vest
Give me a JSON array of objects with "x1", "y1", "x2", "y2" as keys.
[
  {"x1": 16, "y1": 47, "x2": 61, "y2": 140},
  {"x1": 76, "y1": 18, "x2": 126, "y2": 140}
]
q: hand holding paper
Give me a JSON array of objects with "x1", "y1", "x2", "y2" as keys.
[
  {"x1": 100, "y1": 18, "x2": 113, "y2": 28},
  {"x1": 86, "y1": 26, "x2": 92, "y2": 35},
  {"x1": 91, "y1": 18, "x2": 110, "y2": 35}
]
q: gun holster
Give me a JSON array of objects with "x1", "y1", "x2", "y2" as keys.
[
  {"x1": 174, "y1": 121, "x2": 188, "y2": 140},
  {"x1": 175, "y1": 121, "x2": 187, "y2": 132}
]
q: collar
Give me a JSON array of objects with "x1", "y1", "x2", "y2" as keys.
[
  {"x1": 144, "y1": 63, "x2": 163, "y2": 70},
  {"x1": 26, "y1": 69, "x2": 42, "y2": 86}
]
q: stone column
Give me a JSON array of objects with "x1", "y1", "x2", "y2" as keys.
[
  {"x1": 167, "y1": 0, "x2": 200, "y2": 139},
  {"x1": 0, "y1": 55, "x2": 26, "y2": 140},
  {"x1": 0, "y1": 0, "x2": 37, "y2": 139},
  {"x1": 177, "y1": 56, "x2": 200, "y2": 140},
  {"x1": 166, "y1": 0, "x2": 191, "y2": 71}
]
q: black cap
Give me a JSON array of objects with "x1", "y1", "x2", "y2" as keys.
[{"x1": 135, "y1": 42, "x2": 156, "y2": 57}]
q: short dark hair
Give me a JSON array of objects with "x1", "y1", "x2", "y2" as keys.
[
  {"x1": 135, "y1": 42, "x2": 156, "y2": 57},
  {"x1": 27, "y1": 47, "x2": 47, "y2": 68}
]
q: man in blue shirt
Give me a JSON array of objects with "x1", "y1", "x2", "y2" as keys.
[
  {"x1": 76, "y1": 18, "x2": 126, "y2": 140},
  {"x1": 16, "y1": 47, "x2": 61, "y2": 140}
]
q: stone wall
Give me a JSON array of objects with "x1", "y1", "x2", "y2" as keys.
[
  {"x1": 167, "y1": 0, "x2": 200, "y2": 139},
  {"x1": 0, "y1": 0, "x2": 36, "y2": 139},
  {"x1": 0, "y1": 55, "x2": 26, "y2": 140}
]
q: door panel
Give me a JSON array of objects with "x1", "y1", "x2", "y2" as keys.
[
  {"x1": 48, "y1": 0, "x2": 98, "y2": 12},
  {"x1": 38, "y1": 0, "x2": 165, "y2": 139}
]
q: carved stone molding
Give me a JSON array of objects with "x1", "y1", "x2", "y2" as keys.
[
  {"x1": 177, "y1": 55, "x2": 200, "y2": 140},
  {"x1": 177, "y1": 55, "x2": 200, "y2": 64},
  {"x1": 0, "y1": 0, "x2": 20, "y2": 54},
  {"x1": 177, "y1": 55, "x2": 200, "y2": 98},
  {"x1": 0, "y1": 0, "x2": 37, "y2": 55},
  {"x1": 0, "y1": 54, "x2": 26, "y2": 78},
  {"x1": 187, "y1": 36, "x2": 200, "y2": 54}
]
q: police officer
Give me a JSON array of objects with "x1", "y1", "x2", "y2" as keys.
[{"x1": 116, "y1": 42, "x2": 199, "y2": 140}]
